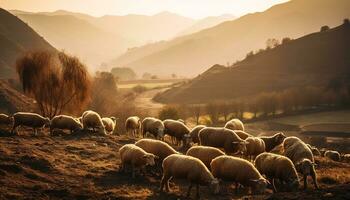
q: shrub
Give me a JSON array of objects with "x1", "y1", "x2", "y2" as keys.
[
  {"x1": 158, "y1": 106, "x2": 179, "y2": 120},
  {"x1": 132, "y1": 85, "x2": 148, "y2": 94}
]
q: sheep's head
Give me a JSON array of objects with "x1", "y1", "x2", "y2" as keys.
[
  {"x1": 232, "y1": 140, "x2": 248, "y2": 155},
  {"x1": 209, "y1": 178, "x2": 220, "y2": 194},
  {"x1": 157, "y1": 124, "x2": 165, "y2": 138},
  {"x1": 44, "y1": 117, "x2": 51, "y2": 127},
  {"x1": 143, "y1": 153, "x2": 157, "y2": 166},
  {"x1": 250, "y1": 178, "x2": 269, "y2": 194},
  {"x1": 286, "y1": 178, "x2": 300, "y2": 191},
  {"x1": 275, "y1": 132, "x2": 286, "y2": 144},
  {"x1": 295, "y1": 159, "x2": 315, "y2": 176},
  {"x1": 182, "y1": 134, "x2": 192, "y2": 147}
]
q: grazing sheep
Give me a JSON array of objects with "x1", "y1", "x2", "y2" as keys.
[
  {"x1": 189, "y1": 125, "x2": 206, "y2": 144},
  {"x1": 135, "y1": 138, "x2": 178, "y2": 161},
  {"x1": 324, "y1": 150, "x2": 340, "y2": 162},
  {"x1": 0, "y1": 114, "x2": 12, "y2": 126},
  {"x1": 270, "y1": 144, "x2": 284, "y2": 155},
  {"x1": 186, "y1": 146, "x2": 225, "y2": 169},
  {"x1": 11, "y1": 112, "x2": 50, "y2": 135},
  {"x1": 163, "y1": 119, "x2": 191, "y2": 146},
  {"x1": 125, "y1": 116, "x2": 141, "y2": 137},
  {"x1": 141, "y1": 117, "x2": 165, "y2": 139},
  {"x1": 254, "y1": 152, "x2": 299, "y2": 192},
  {"x1": 320, "y1": 148, "x2": 327, "y2": 157},
  {"x1": 81, "y1": 110, "x2": 106, "y2": 135},
  {"x1": 102, "y1": 117, "x2": 117, "y2": 134},
  {"x1": 119, "y1": 144, "x2": 157, "y2": 178},
  {"x1": 244, "y1": 137, "x2": 265, "y2": 161},
  {"x1": 306, "y1": 144, "x2": 321, "y2": 157},
  {"x1": 160, "y1": 154, "x2": 219, "y2": 198},
  {"x1": 234, "y1": 130, "x2": 253, "y2": 140},
  {"x1": 224, "y1": 118, "x2": 244, "y2": 131},
  {"x1": 283, "y1": 136, "x2": 319, "y2": 190},
  {"x1": 342, "y1": 154, "x2": 350, "y2": 163},
  {"x1": 259, "y1": 132, "x2": 286, "y2": 152},
  {"x1": 50, "y1": 115, "x2": 82, "y2": 134},
  {"x1": 199, "y1": 127, "x2": 248, "y2": 155},
  {"x1": 211, "y1": 155, "x2": 269, "y2": 194}
]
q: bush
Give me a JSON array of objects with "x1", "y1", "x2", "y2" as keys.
[
  {"x1": 158, "y1": 106, "x2": 179, "y2": 120},
  {"x1": 132, "y1": 85, "x2": 148, "y2": 94}
]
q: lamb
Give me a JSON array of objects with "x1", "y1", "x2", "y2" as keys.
[
  {"x1": 259, "y1": 132, "x2": 286, "y2": 152},
  {"x1": 244, "y1": 137, "x2": 265, "y2": 161},
  {"x1": 324, "y1": 150, "x2": 340, "y2": 162},
  {"x1": 234, "y1": 130, "x2": 253, "y2": 140},
  {"x1": 163, "y1": 119, "x2": 191, "y2": 146},
  {"x1": 0, "y1": 113, "x2": 12, "y2": 126},
  {"x1": 186, "y1": 146, "x2": 225, "y2": 169},
  {"x1": 11, "y1": 112, "x2": 50, "y2": 135},
  {"x1": 141, "y1": 117, "x2": 165, "y2": 139},
  {"x1": 211, "y1": 155, "x2": 269, "y2": 194},
  {"x1": 224, "y1": 118, "x2": 245, "y2": 131},
  {"x1": 119, "y1": 144, "x2": 157, "y2": 178},
  {"x1": 125, "y1": 116, "x2": 141, "y2": 137},
  {"x1": 135, "y1": 138, "x2": 179, "y2": 161},
  {"x1": 160, "y1": 154, "x2": 219, "y2": 198},
  {"x1": 283, "y1": 136, "x2": 319, "y2": 190},
  {"x1": 199, "y1": 127, "x2": 248, "y2": 155},
  {"x1": 102, "y1": 117, "x2": 117, "y2": 134},
  {"x1": 254, "y1": 152, "x2": 299, "y2": 192},
  {"x1": 189, "y1": 125, "x2": 206, "y2": 144},
  {"x1": 50, "y1": 115, "x2": 83, "y2": 134},
  {"x1": 81, "y1": 110, "x2": 106, "y2": 135}
]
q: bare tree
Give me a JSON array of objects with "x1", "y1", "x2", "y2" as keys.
[
  {"x1": 206, "y1": 102, "x2": 220, "y2": 125},
  {"x1": 189, "y1": 105, "x2": 202, "y2": 125}
]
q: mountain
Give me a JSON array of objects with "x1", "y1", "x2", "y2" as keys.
[
  {"x1": 154, "y1": 22, "x2": 350, "y2": 104},
  {"x1": 111, "y1": 0, "x2": 350, "y2": 76},
  {"x1": 177, "y1": 14, "x2": 236, "y2": 36},
  {"x1": 0, "y1": 8, "x2": 55, "y2": 79}
]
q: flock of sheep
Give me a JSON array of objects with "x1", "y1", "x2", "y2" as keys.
[{"x1": 0, "y1": 111, "x2": 349, "y2": 198}]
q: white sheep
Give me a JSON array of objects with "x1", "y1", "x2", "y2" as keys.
[
  {"x1": 135, "y1": 138, "x2": 178, "y2": 161},
  {"x1": 189, "y1": 125, "x2": 206, "y2": 144},
  {"x1": 119, "y1": 144, "x2": 157, "y2": 178},
  {"x1": 141, "y1": 117, "x2": 164, "y2": 139},
  {"x1": 11, "y1": 112, "x2": 50, "y2": 135},
  {"x1": 224, "y1": 118, "x2": 244, "y2": 131},
  {"x1": 186, "y1": 146, "x2": 225, "y2": 169},
  {"x1": 244, "y1": 136, "x2": 265, "y2": 161},
  {"x1": 50, "y1": 115, "x2": 82, "y2": 134},
  {"x1": 125, "y1": 116, "x2": 141, "y2": 137},
  {"x1": 160, "y1": 154, "x2": 219, "y2": 198},
  {"x1": 283, "y1": 136, "x2": 319, "y2": 190},
  {"x1": 102, "y1": 117, "x2": 117, "y2": 134},
  {"x1": 81, "y1": 110, "x2": 106, "y2": 135},
  {"x1": 254, "y1": 152, "x2": 300, "y2": 192},
  {"x1": 163, "y1": 119, "x2": 191, "y2": 146},
  {"x1": 211, "y1": 155, "x2": 269, "y2": 194},
  {"x1": 324, "y1": 150, "x2": 340, "y2": 162}
]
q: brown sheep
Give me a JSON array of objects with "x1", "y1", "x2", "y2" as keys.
[
  {"x1": 141, "y1": 117, "x2": 165, "y2": 139},
  {"x1": 199, "y1": 127, "x2": 248, "y2": 155},
  {"x1": 50, "y1": 115, "x2": 83, "y2": 134},
  {"x1": 255, "y1": 152, "x2": 300, "y2": 192},
  {"x1": 224, "y1": 118, "x2": 244, "y2": 131},
  {"x1": 186, "y1": 146, "x2": 225, "y2": 169},
  {"x1": 160, "y1": 154, "x2": 219, "y2": 198},
  {"x1": 283, "y1": 136, "x2": 319, "y2": 190},
  {"x1": 306, "y1": 144, "x2": 321, "y2": 157},
  {"x1": 324, "y1": 150, "x2": 340, "y2": 162},
  {"x1": 163, "y1": 119, "x2": 191, "y2": 146},
  {"x1": 11, "y1": 112, "x2": 50, "y2": 135},
  {"x1": 211, "y1": 155, "x2": 269, "y2": 194},
  {"x1": 189, "y1": 125, "x2": 206, "y2": 144},
  {"x1": 259, "y1": 132, "x2": 286, "y2": 152},
  {"x1": 119, "y1": 144, "x2": 157, "y2": 178},
  {"x1": 125, "y1": 116, "x2": 141, "y2": 137},
  {"x1": 244, "y1": 137, "x2": 265, "y2": 161}
]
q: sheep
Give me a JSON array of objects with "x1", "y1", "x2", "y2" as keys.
[
  {"x1": 324, "y1": 150, "x2": 340, "y2": 162},
  {"x1": 0, "y1": 113, "x2": 12, "y2": 126},
  {"x1": 50, "y1": 115, "x2": 83, "y2": 134},
  {"x1": 306, "y1": 144, "x2": 321, "y2": 157},
  {"x1": 11, "y1": 112, "x2": 50, "y2": 135},
  {"x1": 102, "y1": 117, "x2": 117, "y2": 134},
  {"x1": 234, "y1": 130, "x2": 253, "y2": 140},
  {"x1": 141, "y1": 117, "x2": 164, "y2": 139},
  {"x1": 163, "y1": 119, "x2": 191, "y2": 146},
  {"x1": 283, "y1": 136, "x2": 319, "y2": 190},
  {"x1": 160, "y1": 154, "x2": 219, "y2": 198},
  {"x1": 259, "y1": 132, "x2": 286, "y2": 152},
  {"x1": 342, "y1": 154, "x2": 350, "y2": 163},
  {"x1": 199, "y1": 127, "x2": 248, "y2": 155},
  {"x1": 270, "y1": 144, "x2": 284, "y2": 155},
  {"x1": 254, "y1": 152, "x2": 300, "y2": 192},
  {"x1": 244, "y1": 137, "x2": 265, "y2": 161},
  {"x1": 186, "y1": 146, "x2": 225, "y2": 169},
  {"x1": 211, "y1": 155, "x2": 269, "y2": 194},
  {"x1": 224, "y1": 118, "x2": 244, "y2": 131},
  {"x1": 81, "y1": 110, "x2": 106, "y2": 135},
  {"x1": 189, "y1": 125, "x2": 206, "y2": 144},
  {"x1": 125, "y1": 116, "x2": 141, "y2": 137},
  {"x1": 119, "y1": 144, "x2": 157, "y2": 178},
  {"x1": 135, "y1": 138, "x2": 178, "y2": 161}
]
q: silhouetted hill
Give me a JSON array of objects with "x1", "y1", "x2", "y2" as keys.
[
  {"x1": 111, "y1": 0, "x2": 350, "y2": 76},
  {"x1": 0, "y1": 8, "x2": 55, "y2": 79},
  {"x1": 155, "y1": 22, "x2": 350, "y2": 104}
]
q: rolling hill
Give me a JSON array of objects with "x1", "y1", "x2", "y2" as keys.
[
  {"x1": 0, "y1": 8, "x2": 55, "y2": 79},
  {"x1": 111, "y1": 0, "x2": 350, "y2": 76},
  {"x1": 154, "y1": 22, "x2": 350, "y2": 104}
]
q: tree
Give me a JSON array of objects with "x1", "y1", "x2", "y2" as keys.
[
  {"x1": 320, "y1": 25, "x2": 330, "y2": 32},
  {"x1": 206, "y1": 102, "x2": 220, "y2": 125},
  {"x1": 111, "y1": 67, "x2": 137, "y2": 80},
  {"x1": 281, "y1": 37, "x2": 292, "y2": 44},
  {"x1": 266, "y1": 38, "x2": 280, "y2": 49},
  {"x1": 189, "y1": 105, "x2": 202, "y2": 125},
  {"x1": 159, "y1": 106, "x2": 179, "y2": 120},
  {"x1": 16, "y1": 51, "x2": 91, "y2": 118}
]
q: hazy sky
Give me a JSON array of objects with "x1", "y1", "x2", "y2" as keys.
[{"x1": 1, "y1": 0, "x2": 289, "y2": 19}]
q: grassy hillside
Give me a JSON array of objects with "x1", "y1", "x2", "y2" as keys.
[
  {"x1": 111, "y1": 0, "x2": 350, "y2": 76},
  {"x1": 0, "y1": 8, "x2": 55, "y2": 78},
  {"x1": 154, "y1": 22, "x2": 350, "y2": 103}
]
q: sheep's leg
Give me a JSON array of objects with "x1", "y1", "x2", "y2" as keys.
[
  {"x1": 311, "y1": 169, "x2": 319, "y2": 189},
  {"x1": 303, "y1": 175, "x2": 308, "y2": 190},
  {"x1": 235, "y1": 182, "x2": 240, "y2": 194},
  {"x1": 160, "y1": 175, "x2": 171, "y2": 192},
  {"x1": 186, "y1": 183, "x2": 193, "y2": 197},
  {"x1": 33, "y1": 128, "x2": 37, "y2": 136},
  {"x1": 272, "y1": 179, "x2": 278, "y2": 193},
  {"x1": 11, "y1": 124, "x2": 18, "y2": 135},
  {"x1": 196, "y1": 184, "x2": 200, "y2": 199},
  {"x1": 131, "y1": 165, "x2": 136, "y2": 178}
]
